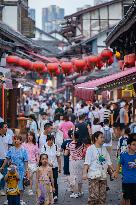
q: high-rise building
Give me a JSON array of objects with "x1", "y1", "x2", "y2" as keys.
[
  {"x1": 28, "y1": 8, "x2": 36, "y2": 21},
  {"x1": 42, "y1": 5, "x2": 65, "y2": 33},
  {"x1": 94, "y1": 0, "x2": 110, "y2": 5}
]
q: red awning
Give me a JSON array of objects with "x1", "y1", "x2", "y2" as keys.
[
  {"x1": 75, "y1": 67, "x2": 136, "y2": 100},
  {"x1": 27, "y1": 51, "x2": 59, "y2": 63}
]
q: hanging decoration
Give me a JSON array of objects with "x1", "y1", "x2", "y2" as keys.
[
  {"x1": 101, "y1": 48, "x2": 113, "y2": 62},
  {"x1": 18, "y1": 58, "x2": 33, "y2": 70},
  {"x1": 73, "y1": 59, "x2": 86, "y2": 73},
  {"x1": 47, "y1": 63, "x2": 60, "y2": 76},
  {"x1": 33, "y1": 61, "x2": 46, "y2": 72},
  {"x1": 124, "y1": 53, "x2": 135, "y2": 67},
  {"x1": 6, "y1": 56, "x2": 19, "y2": 65},
  {"x1": 61, "y1": 62, "x2": 73, "y2": 75},
  {"x1": 87, "y1": 55, "x2": 99, "y2": 68}
]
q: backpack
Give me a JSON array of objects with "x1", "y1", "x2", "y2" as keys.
[{"x1": 103, "y1": 127, "x2": 112, "y2": 144}]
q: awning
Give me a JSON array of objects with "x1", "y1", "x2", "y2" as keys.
[
  {"x1": 27, "y1": 51, "x2": 59, "y2": 63},
  {"x1": 75, "y1": 67, "x2": 136, "y2": 100}
]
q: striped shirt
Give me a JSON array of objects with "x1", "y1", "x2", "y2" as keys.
[
  {"x1": 104, "y1": 109, "x2": 111, "y2": 120},
  {"x1": 66, "y1": 141, "x2": 84, "y2": 161}
]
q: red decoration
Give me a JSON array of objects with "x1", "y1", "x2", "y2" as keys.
[
  {"x1": 87, "y1": 55, "x2": 99, "y2": 68},
  {"x1": 97, "y1": 61, "x2": 104, "y2": 69},
  {"x1": 107, "y1": 57, "x2": 114, "y2": 66},
  {"x1": 33, "y1": 61, "x2": 45, "y2": 72},
  {"x1": 73, "y1": 59, "x2": 86, "y2": 73},
  {"x1": 18, "y1": 58, "x2": 32, "y2": 70},
  {"x1": 47, "y1": 63, "x2": 60, "y2": 76},
  {"x1": 124, "y1": 53, "x2": 135, "y2": 67},
  {"x1": 101, "y1": 49, "x2": 113, "y2": 61},
  {"x1": 6, "y1": 56, "x2": 19, "y2": 65},
  {"x1": 61, "y1": 62, "x2": 73, "y2": 75}
]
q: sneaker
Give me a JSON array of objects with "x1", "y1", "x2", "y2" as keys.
[
  {"x1": 0, "y1": 190, "x2": 6, "y2": 196},
  {"x1": 70, "y1": 193, "x2": 79, "y2": 198},
  {"x1": 20, "y1": 200, "x2": 26, "y2": 205},
  {"x1": 53, "y1": 196, "x2": 58, "y2": 203},
  {"x1": 3, "y1": 200, "x2": 8, "y2": 205},
  {"x1": 78, "y1": 192, "x2": 84, "y2": 197},
  {"x1": 27, "y1": 189, "x2": 34, "y2": 196}
]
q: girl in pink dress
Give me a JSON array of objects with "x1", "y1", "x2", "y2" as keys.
[{"x1": 22, "y1": 131, "x2": 39, "y2": 195}]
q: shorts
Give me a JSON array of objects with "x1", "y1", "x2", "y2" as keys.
[
  {"x1": 122, "y1": 183, "x2": 136, "y2": 200},
  {"x1": 7, "y1": 195, "x2": 20, "y2": 205}
]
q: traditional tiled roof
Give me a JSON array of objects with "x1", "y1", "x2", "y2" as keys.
[
  {"x1": 106, "y1": 0, "x2": 136, "y2": 46},
  {"x1": 0, "y1": 21, "x2": 40, "y2": 50}
]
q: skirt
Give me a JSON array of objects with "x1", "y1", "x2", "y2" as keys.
[{"x1": 69, "y1": 159, "x2": 84, "y2": 185}]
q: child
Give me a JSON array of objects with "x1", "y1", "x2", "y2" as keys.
[
  {"x1": 0, "y1": 135, "x2": 28, "y2": 205},
  {"x1": 5, "y1": 164, "x2": 20, "y2": 205},
  {"x1": 22, "y1": 131, "x2": 39, "y2": 195},
  {"x1": 36, "y1": 154, "x2": 55, "y2": 205},
  {"x1": 117, "y1": 127, "x2": 130, "y2": 157},
  {"x1": 114, "y1": 137, "x2": 136, "y2": 205}
]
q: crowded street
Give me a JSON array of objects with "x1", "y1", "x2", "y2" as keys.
[{"x1": 0, "y1": 0, "x2": 136, "y2": 205}]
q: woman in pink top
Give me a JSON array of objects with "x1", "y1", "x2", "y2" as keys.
[
  {"x1": 59, "y1": 114, "x2": 74, "y2": 140},
  {"x1": 22, "y1": 131, "x2": 39, "y2": 195}
]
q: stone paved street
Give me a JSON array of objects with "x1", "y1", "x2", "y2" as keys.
[{"x1": 0, "y1": 141, "x2": 122, "y2": 205}]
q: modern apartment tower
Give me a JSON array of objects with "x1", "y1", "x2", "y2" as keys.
[{"x1": 42, "y1": 5, "x2": 65, "y2": 33}]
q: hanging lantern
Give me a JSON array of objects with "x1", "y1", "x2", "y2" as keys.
[
  {"x1": 101, "y1": 49, "x2": 113, "y2": 62},
  {"x1": 97, "y1": 61, "x2": 104, "y2": 69},
  {"x1": 83, "y1": 57, "x2": 93, "y2": 72},
  {"x1": 61, "y1": 62, "x2": 73, "y2": 75},
  {"x1": 6, "y1": 56, "x2": 19, "y2": 65},
  {"x1": 128, "y1": 53, "x2": 135, "y2": 67},
  {"x1": 107, "y1": 57, "x2": 114, "y2": 66},
  {"x1": 47, "y1": 63, "x2": 60, "y2": 76},
  {"x1": 33, "y1": 61, "x2": 45, "y2": 72},
  {"x1": 87, "y1": 55, "x2": 99, "y2": 68},
  {"x1": 18, "y1": 58, "x2": 32, "y2": 70},
  {"x1": 73, "y1": 59, "x2": 86, "y2": 73}
]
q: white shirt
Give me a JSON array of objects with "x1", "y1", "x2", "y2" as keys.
[
  {"x1": 5, "y1": 129, "x2": 14, "y2": 145},
  {"x1": 98, "y1": 108, "x2": 105, "y2": 123},
  {"x1": 39, "y1": 119, "x2": 49, "y2": 134},
  {"x1": 40, "y1": 144, "x2": 60, "y2": 168},
  {"x1": 91, "y1": 125, "x2": 103, "y2": 134},
  {"x1": 84, "y1": 144, "x2": 112, "y2": 178},
  {"x1": 39, "y1": 133, "x2": 47, "y2": 150},
  {"x1": 92, "y1": 111, "x2": 100, "y2": 121},
  {"x1": 0, "y1": 135, "x2": 11, "y2": 159}
]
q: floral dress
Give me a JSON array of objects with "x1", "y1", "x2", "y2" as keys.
[
  {"x1": 6, "y1": 146, "x2": 28, "y2": 190},
  {"x1": 37, "y1": 167, "x2": 53, "y2": 205}
]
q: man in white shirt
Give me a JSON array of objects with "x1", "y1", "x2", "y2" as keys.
[
  {"x1": 0, "y1": 122, "x2": 11, "y2": 196},
  {"x1": 39, "y1": 122, "x2": 53, "y2": 149},
  {"x1": 38, "y1": 112, "x2": 49, "y2": 134},
  {"x1": 83, "y1": 131, "x2": 114, "y2": 205},
  {"x1": 40, "y1": 135, "x2": 61, "y2": 202}
]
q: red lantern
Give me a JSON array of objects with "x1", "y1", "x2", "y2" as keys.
[
  {"x1": 87, "y1": 55, "x2": 99, "y2": 68},
  {"x1": 107, "y1": 57, "x2": 114, "y2": 66},
  {"x1": 124, "y1": 53, "x2": 135, "y2": 67},
  {"x1": 101, "y1": 49, "x2": 113, "y2": 61},
  {"x1": 73, "y1": 59, "x2": 86, "y2": 73},
  {"x1": 61, "y1": 62, "x2": 73, "y2": 75},
  {"x1": 33, "y1": 61, "x2": 45, "y2": 72},
  {"x1": 18, "y1": 58, "x2": 32, "y2": 70},
  {"x1": 47, "y1": 63, "x2": 60, "y2": 76},
  {"x1": 97, "y1": 61, "x2": 104, "y2": 69},
  {"x1": 6, "y1": 56, "x2": 19, "y2": 65}
]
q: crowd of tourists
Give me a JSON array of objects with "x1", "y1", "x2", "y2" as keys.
[{"x1": 0, "y1": 95, "x2": 136, "y2": 205}]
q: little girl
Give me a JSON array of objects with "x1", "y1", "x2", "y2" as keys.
[
  {"x1": 1, "y1": 135, "x2": 28, "y2": 205},
  {"x1": 36, "y1": 154, "x2": 55, "y2": 205},
  {"x1": 22, "y1": 131, "x2": 39, "y2": 195}
]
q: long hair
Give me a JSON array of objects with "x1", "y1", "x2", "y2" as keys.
[
  {"x1": 29, "y1": 114, "x2": 39, "y2": 130},
  {"x1": 26, "y1": 131, "x2": 36, "y2": 145},
  {"x1": 74, "y1": 129, "x2": 83, "y2": 148},
  {"x1": 38, "y1": 154, "x2": 48, "y2": 167}
]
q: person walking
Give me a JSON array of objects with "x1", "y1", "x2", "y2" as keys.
[
  {"x1": 36, "y1": 154, "x2": 55, "y2": 205},
  {"x1": 65, "y1": 129, "x2": 84, "y2": 198},
  {"x1": 40, "y1": 135, "x2": 61, "y2": 202},
  {"x1": 83, "y1": 131, "x2": 114, "y2": 205}
]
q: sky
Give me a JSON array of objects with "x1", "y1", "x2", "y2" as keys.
[{"x1": 29, "y1": 0, "x2": 94, "y2": 28}]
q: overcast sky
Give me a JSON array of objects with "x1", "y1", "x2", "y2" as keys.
[{"x1": 29, "y1": 0, "x2": 94, "y2": 28}]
